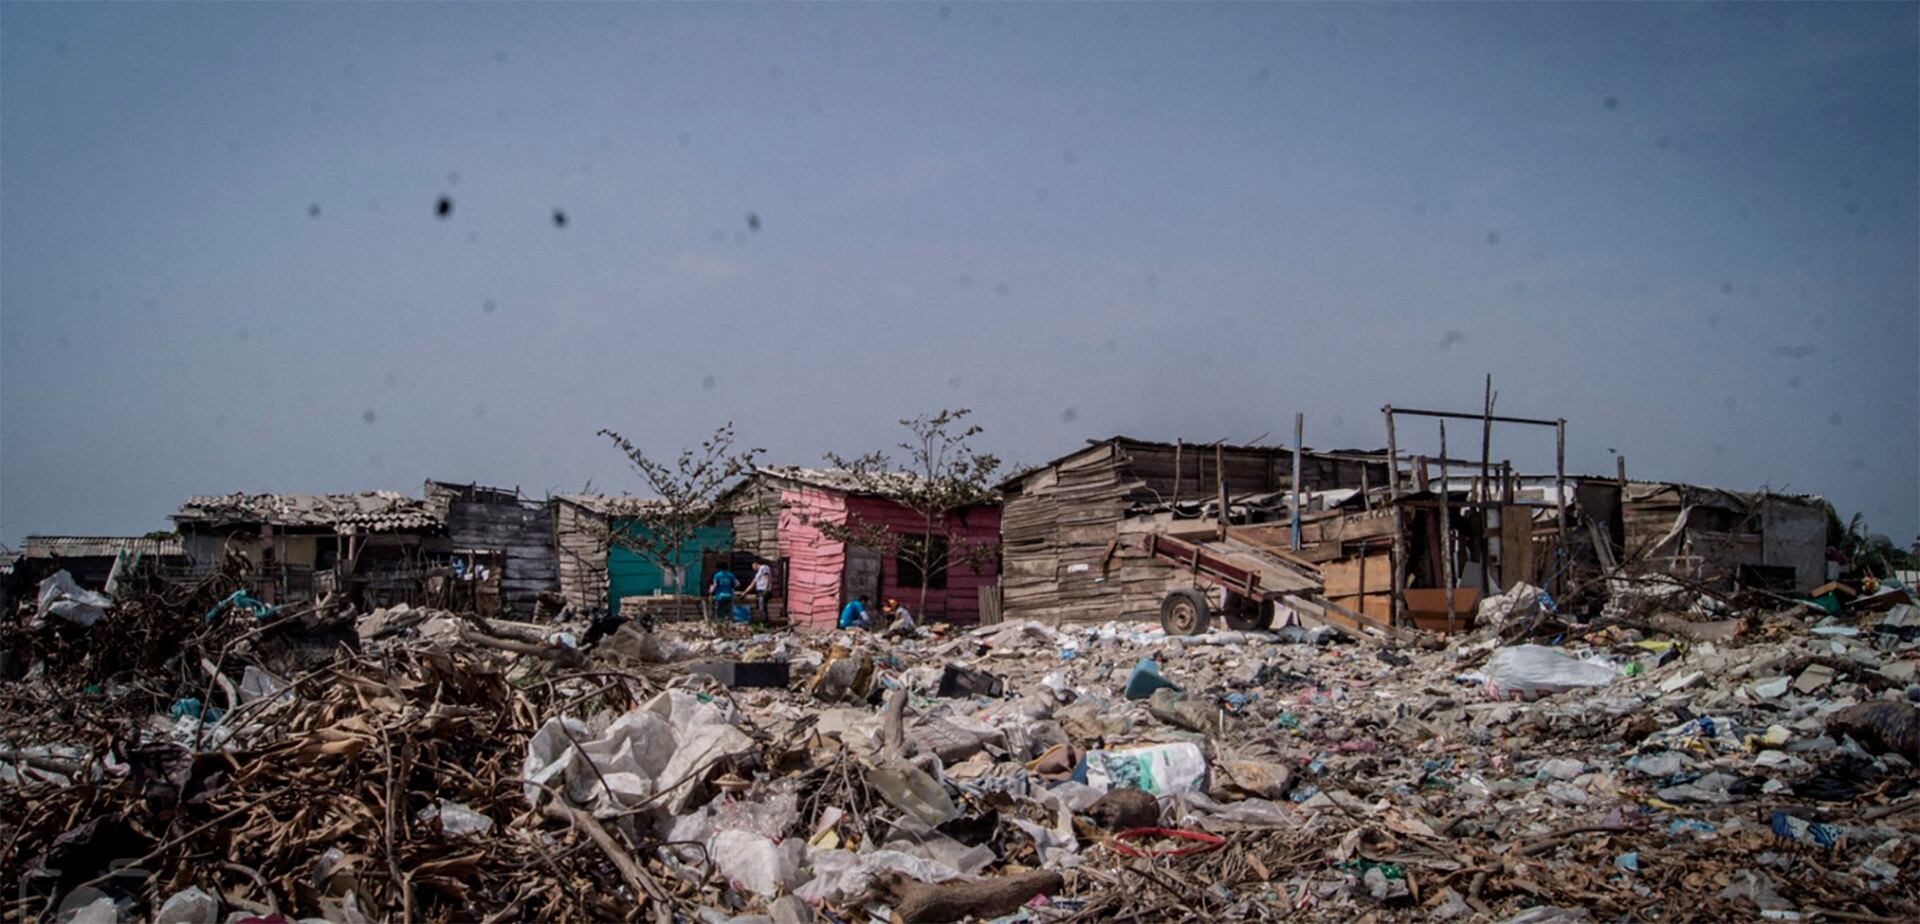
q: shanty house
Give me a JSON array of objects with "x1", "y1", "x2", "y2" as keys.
[
  {"x1": 729, "y1": 467, "x2": 1001, "y2": 629},
  {"x1": 171, "y1": 492, "x2": 443, "y2": 607},
  {"x1": 422, "y1": 481, "x2": 560, "y2": 619},
  {"x1": 1604, "y1": 481, "x2": 1827, "y2": 592},
  {"x1": 997, "y1": 437, "x2": 1386, "y2": 625},
  {"x1": 550, "y1": 495, "x2": 734, "y2": 617},
  {"x1": 13, "y1": 535, "x2": 188, "y2": 592}
]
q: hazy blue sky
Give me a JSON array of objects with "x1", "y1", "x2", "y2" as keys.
[{"x1": 3, "y1": 2, "x2": 1915, "y2": 546}]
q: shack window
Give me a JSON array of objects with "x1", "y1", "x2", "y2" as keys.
[{"x1": 897, "y1": 534, "x2": 948, "y2": 590}]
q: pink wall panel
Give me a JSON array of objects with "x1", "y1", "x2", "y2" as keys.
[
  {"x1": 844, "y1": 497, "x2": 1001, "y2": 622},
  {"x1": 777, "y1": 488, "x2": 847, "y2": 629}
]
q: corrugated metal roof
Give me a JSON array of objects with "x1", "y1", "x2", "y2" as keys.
[
  {"x1": 754, "y1": 466, "x2": 928, "y2": 497},
  {"x1": 173, "y1": 492, "x2": 441, "y2": 532},
  {"x1": 22, "y1": 535, "x2": 186, "y2": 558},
  {"x1": 552, "y1": 494, "x2": 673, "y2": 516}
]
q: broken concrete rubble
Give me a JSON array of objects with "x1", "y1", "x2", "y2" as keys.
[{"x1": 2, "y1": 564, "x2": 1918, "y2": 923}]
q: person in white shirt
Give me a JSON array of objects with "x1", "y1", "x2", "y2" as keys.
[{"x1": 747, "y1": 560, "x2": 774, "y2": 623}]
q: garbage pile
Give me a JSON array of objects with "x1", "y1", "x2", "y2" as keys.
[{"x1": 4, "y1": 569, "x2": 1919, "y2": 923}]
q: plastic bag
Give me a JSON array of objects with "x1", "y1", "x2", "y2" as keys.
[
  {"x1": 1083, "y1": 742, "x2": 1208, "y2": 796},
  {"x1": 1483, "y1": 645, "x2": 1618, "y2": 700},
  {"x1": 35, "y1": 571, "x2": 111, "y2": 628}
]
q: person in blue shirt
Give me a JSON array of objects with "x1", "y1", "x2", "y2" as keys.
[
  {"x1": 838, "y1": 595, "x2": 872, "y2": 630},
  {"x1": 708, "y1": 568, "x2": 738, "y2": 621}
]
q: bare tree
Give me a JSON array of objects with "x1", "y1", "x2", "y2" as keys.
[
  {"x1": 597, "y1": 423, "x2": 766, "y2": 622},
  {"x1": 812, "y1": 409, "x2": 1001, "y2": 618}
]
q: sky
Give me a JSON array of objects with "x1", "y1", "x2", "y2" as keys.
[{"x1": 2, "y1": 2, "x2": 1915, "y2": 547}]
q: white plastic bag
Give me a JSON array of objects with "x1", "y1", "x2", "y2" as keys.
[
  {"x1": 1083, "y1": 742, "x2": 1208, "y2": 796},
  {"x1": 1484, "y1": 645, "x2": 1618, "y2": 700},
  {"x1": 35, "y1": 571, "x2": 112, "y2": 628}
]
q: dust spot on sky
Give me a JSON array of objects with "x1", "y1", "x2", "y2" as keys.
[
  {"x1": 1413, "y1": 200, "x2": 1427, "y2": 215},
  {"x1": 1829, "y1": 412, "x2": 1844, "y2": 426},
  {"x1": 496, "y1": 109, "x2": 510, "y2": 123},
  {"x1": 362, "y1": 409, "x2": 378, "y2": 424},
  {"x1": 1330, "y1": 414, "x2": 1345, "y2": 430},
  {"x1": 553, "y1": 208, "x2": 568, "y2": 228},
  {"x1": 493, "y1": 49, "x2": 508, "y2": 63},
  {"x1": 88, "y1": 288, "x2": 101, "y2": 303},
  {"x1": 57, "y1": 334, "x2": 71, "y2": 350},
  {"x1": 370, "y1": 453, "x2": 384, "y2": 467},
  {"x1": 678, "y1": 131, "x2": 692, "y2": 147},
  {"x1": 1839, "y1": 176, "x2": 1854, "y2": 190},
  {"x1": 213, "y1": 414, "x2": 228, "y2": 429},
  {"x1": 1787, "y1": 376, "x2": 1802, "y2": 389},
  {"x1": 1720, "y1": 281, "x2": 1734, "y2": 295},
  {"x1": 225, "y1": 140, "x2": 241, "y2": 155},
  {"x1": 368, "y1": 199, "x2": 380, "y2": 212},
  {"x1": 1603, "y1": 96, "x2": 1620, "y2": 111},
  {"x1": 1145, "y1": 272, "x2": 1158, "y2": 288},
  {"x1": 383, "y1": 372, "x2": 398, "y2": 387},
  {"x1": 1722, "y1": 396, "x2": 1737, "y2": 411},
  {"x1": 1656, "y1": 135, "x2": 1672, "y2": 149},
  {"x1": 1845, "y1": 201, "x2": 1860, "y2": 215},
  {"x1": 1771, "y1": 344, "x2": 1818, "y2": 359},
  {"x1": 993, "y1": 281, "x2": 1011, "y2": 297},
  {"x1": 483, "y1": 298, "x2": 497, "y2": 313},
  {"x1": 937, "y1": 4, "x2": 951, "y2": 19},
  {"x1": 1850, "y1": 457, "x2": 1866, "y2": 471},
  {"x1": 1034, "y1": 187, "x2": 1049, "y2": 202},
  {"x1": 711, "y1": 230, "x2": 726, "y2": 244},
  {"x1": 473, "y1": 405, "x2": 486, "y2": 419},
  {"x1": 768, "y1": 65, "x2": 784, "y2": 80},
  {"x1": 1485, "y1": 231, "x2": 1500, "y2": 245},
  {"x1": 144, "y1": 298, "x2": 158, "y2": 312},
  {"x1": 310, "y1": 99, "x2": 324, "y2": 114},
  {"x1": 1712, "y1": 443, "x2": 1727, "y2": 456},
  {"x1": 1439, "y1": 330, "x2": 1467, "y2": 351},
  {"x1": 701, "y1": 375, "x2": 716, "y2": 390},
  {"x1": 1062, "y1": 150, "x2": 1077, "y2": 166},
  {"x1": 1060, "y1": 407, "x2": 1079, "y2": 423},
  {"x1": 1103, "y1": 338, "x2": 1117, "y2": 352},
  {"x1": 54, "y1": 42, "x2": 69, "y2": 57},
  {"x1": 747, "y1": 212, "x2": 761, "y2": 232},
  {"x1": 236, "y1": 327, "x2": 251, "y2": 342},
  {"x1": 436, "y1": 196, "x2": 453, "y2": 219},
  {"x1": 308, "y1": 203, "x2": 321, "y2": 218},
  {"x1": 947, "y1": 374, "x2": 963, "y2": 388},
  {"x1": 1250, "y1": 67, "x2": 1271, "y2": 85},
  {"x1": 956, "y1": 275, "x2": 974, "y2": 290},
  {"x1": 448, "y1": 171, "x2": 461, "y2": 186}
]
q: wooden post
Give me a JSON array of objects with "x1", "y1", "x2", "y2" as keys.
[
  {"x1": 1215, "y1": 442, "x2": 1228, "y2": 542},
  {"x1": 1440, "y1": 421, "x2": 1456, "y2": 634},
  {"x1": 1616, "y1": 453, "x2": 1627, "y2": 489},
  {"x1": 1291, "y1": 413, "x2": 1304, "y2": 551},
  {"x1": 1414, "y1": 455, "x2": 1431, "y2": 492},
  {"x1": 1556, "y1": 419, "x2": 1569, "y2": 600},
  {"x1": 1479, "y1": 375, "x2": 1494, "y2": 596},
  {"x1": 1172, "y1": 439, "x2": 1182, "y2": 507},
  {"x1": 1384, "y1": 405, "x2": 1405, "y2": 626}
]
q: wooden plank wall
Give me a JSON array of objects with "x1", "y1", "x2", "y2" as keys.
[
  {"x1": 1000, "y1": 441, "x2": 1388, "y2": 625},
  {"x1": 553, "y1": 501, "x2": 609, "y2": 614},
  {"x1": 444, "y1": 497, "x2": 558, "y2": 618}
]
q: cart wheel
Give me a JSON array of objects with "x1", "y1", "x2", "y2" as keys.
[
  {"x1": 1224, "y1": 598, "x2": 1276, "y2": 632},
  {"x1": 1160, "y1": 588, "x2": 1211, "y2": 636}
]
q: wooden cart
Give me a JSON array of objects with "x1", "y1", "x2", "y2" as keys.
[{"x1": 1143, "y1": 528, "x2": 1405, "y2": 642}]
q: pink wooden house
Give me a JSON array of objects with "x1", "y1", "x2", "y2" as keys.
[{"x1": 727, "y1": 467, "x2": 1001, "y2": 629}]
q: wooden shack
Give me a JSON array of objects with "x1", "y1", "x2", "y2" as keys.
[
  {"x1": 729, "y1": 467, "x2": 1001, "y2": 629},
  {"x1": 997, "y1": 437, "x2": 1385, "y2": 624},
  {"x1": 422, "y1": 481, "x2": 559, "y2": 619}
]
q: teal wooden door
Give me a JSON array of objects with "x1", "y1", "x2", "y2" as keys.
[{"x1": 606, "y1": 522, "x2": 733, "y2": 616}]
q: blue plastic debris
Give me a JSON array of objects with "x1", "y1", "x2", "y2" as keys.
[
  {"x1": 1123, "y1": 656, "x2": 1181, "y2": 700},
  {"x1": 1770, "y1": 810, "x2": 1842, "y2": 848},
  {"x1": 1667, "y1": 818, "x2": 1715, "y2": 837},
  {"x1": 204, "y1": 590, "x2": 278, "y2": 622},
  {"x1": 170, "y1": 698, "x2": 224, "y2": 723}
]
